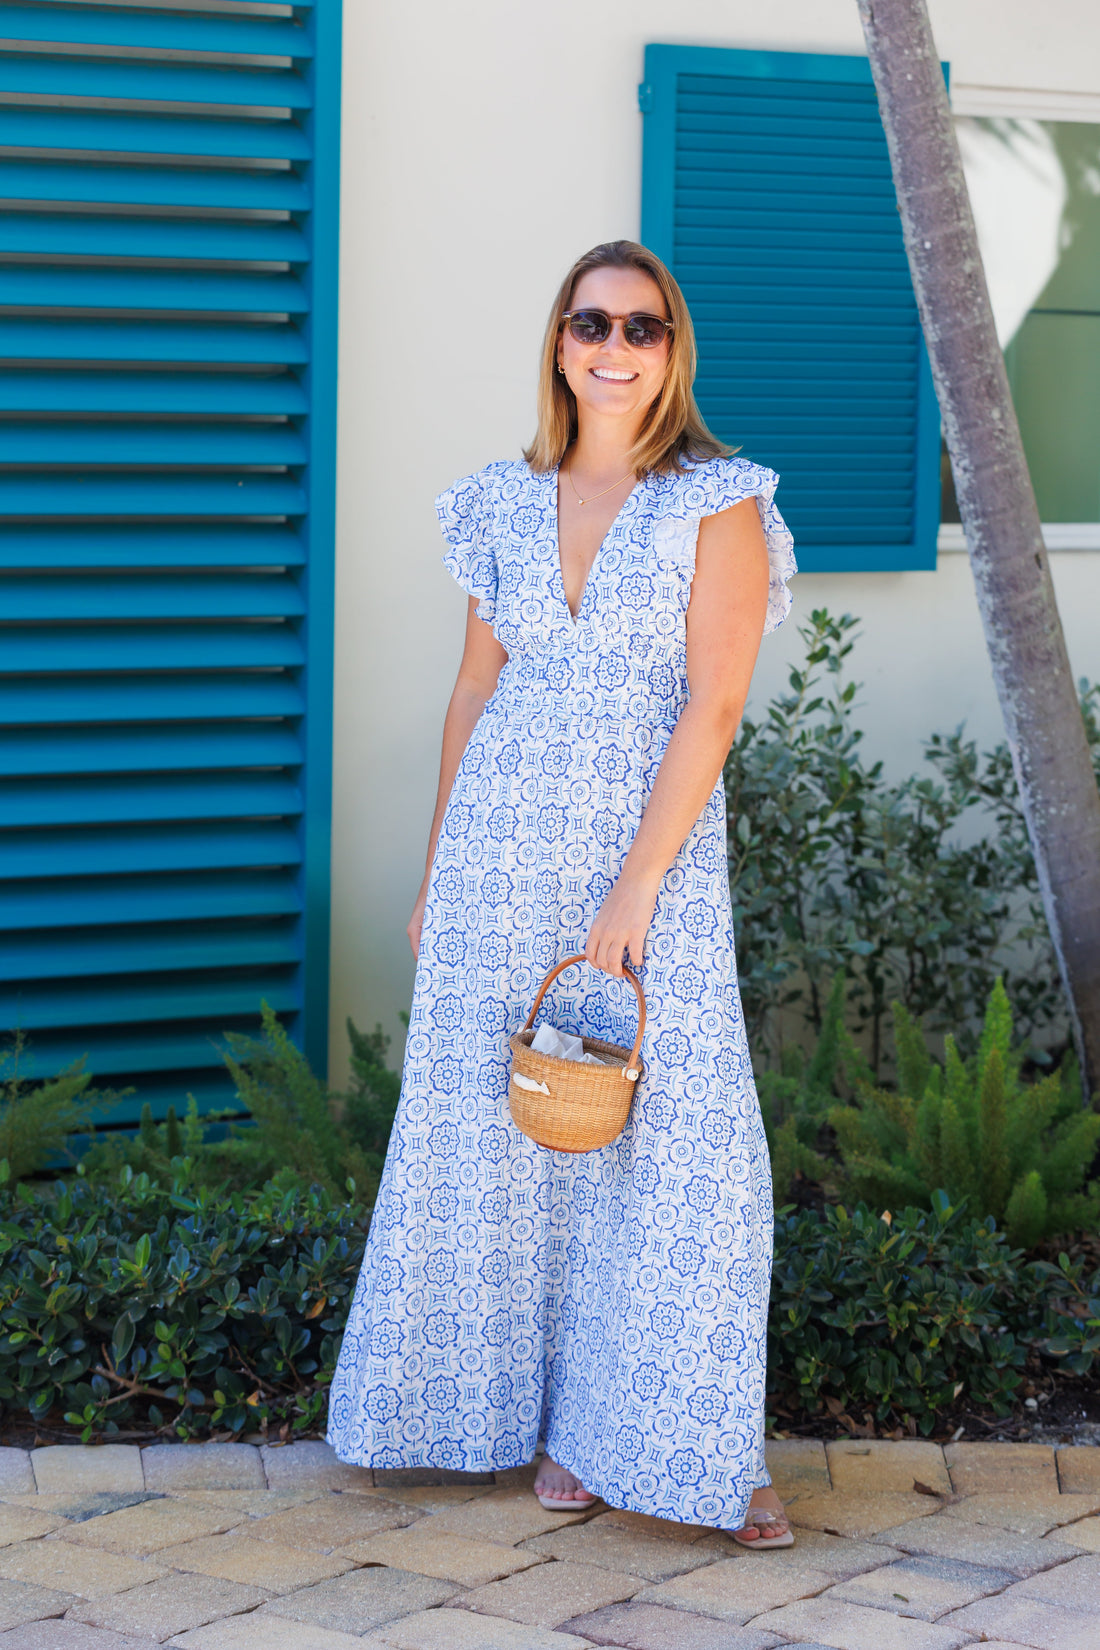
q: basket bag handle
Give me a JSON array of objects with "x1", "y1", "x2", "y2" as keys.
[{"x1": 522, "y1": 953, "x2": 646, "y2": 1080}]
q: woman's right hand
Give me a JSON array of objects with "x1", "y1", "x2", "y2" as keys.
[{"x1": 407, "y1": 876, "x2": 430, "y2": 959}]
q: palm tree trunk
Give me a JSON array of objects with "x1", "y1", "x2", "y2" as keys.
[{"x1": 857, "y1": 0, "x2": 1100, "y2": 1100}]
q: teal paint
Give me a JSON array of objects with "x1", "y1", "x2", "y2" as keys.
[{"x1": 0, "y1": 2, "x2": 341, "y2": 1114}]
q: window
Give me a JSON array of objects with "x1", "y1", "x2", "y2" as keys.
[
  {"x1": 945, "y1": 118, "x2": 1100, "y2": 533},
  {"x1": 640, "y1": 44, "x2": 943, "y2": 571},
  {"x1": 0, "y1": 2, "x2": 342, "y2": 1120}
]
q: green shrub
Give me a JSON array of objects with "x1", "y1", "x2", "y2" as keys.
[
  {"x1": 5, "y1": 1170, "x2": 1093, "y2": 1439},
  {"x1": 80, "y1": 1007, "x2": 401, "y2": 1203},
  {"x1": 0, "y1": 1168, "x2": 368, "y2": 1441},
  {"x1": 0, "y1": 1035, "x2": 119, "y2": 1183},
  {"x1": 727, "y1": 610, "x2": 1099, "y2": 1069},
  {"x1": 828, "y1": 980, "x2": 1100, "y2": 1245},
  {"x1": 770, "y1": 1195, "x2": 1047, "y2": 1430}
]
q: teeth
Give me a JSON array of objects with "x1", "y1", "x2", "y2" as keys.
[{"x1": 593, "y1": 368, "x2": 636, "y2": 381}]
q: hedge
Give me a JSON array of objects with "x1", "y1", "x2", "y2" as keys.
[{"x1": 1, "y1": 1171, "x2": 1096, "y2": 1441}]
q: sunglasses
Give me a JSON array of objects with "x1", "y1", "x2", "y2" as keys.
[{"x1": 561, "y1": 309, "x2": 674, "y2": 349}]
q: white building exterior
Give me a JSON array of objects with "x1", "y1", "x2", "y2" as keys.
[{"x1": 328, "y1": 0, "x2": 1100, "y2": 1074}]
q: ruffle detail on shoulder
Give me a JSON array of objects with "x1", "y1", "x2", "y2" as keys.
[
  {"x1": 660, "y1": 455, "x2": 796, "y2": 635},
  {"x1": 435, "y1": 462, "x2": 511, "y2": 623}
]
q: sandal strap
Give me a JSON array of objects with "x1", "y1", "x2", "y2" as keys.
[{"x1": 740, "y1": 1508, "x2": 789, "y2": 1530}]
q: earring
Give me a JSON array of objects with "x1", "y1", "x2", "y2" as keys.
[{"x1": 557, "y1": 363, "x2": 565, "y2": 375}]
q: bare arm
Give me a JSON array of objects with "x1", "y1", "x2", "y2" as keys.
[
  {"x1": 584, "y1": 495, "x2": 771, "y2": 976},
  {"x1": 407, "y1": 598, "x2": 508, "y2": 956}
]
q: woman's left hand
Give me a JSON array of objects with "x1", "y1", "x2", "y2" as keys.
[{"x1": 585, "y1": 871, "x2": 660, "y2": 976}]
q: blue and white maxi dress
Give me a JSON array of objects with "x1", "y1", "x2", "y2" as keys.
[{"x1": 327, "y1": 455, "x2": 796, "y2": 1527}]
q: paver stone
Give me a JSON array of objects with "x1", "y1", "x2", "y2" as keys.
[
  {"x1": 595, "y1": 1508, "x2": 712, "y2": 1545},
  {"x1": 0, "y1": 1578, "x2": 77, "y2": 1631},
  {"x1": 141, "y1": 1447, "x2": 264, "y2": 1494},
  {"x1": 263, "y1": 1566, "x2": 458, "y2": 1633},
  {"x1": 156, "y1": 1530, "x2": 353, "y2": 1593},
  {"x1": 0, "y1": 1539, "x2": 166, "y2": 1599},
  {"x1": 0, "y1": 1457, "x2": 33, "y2": 1500},
  {"x1": 1054, "y1": 1513, "x2": 1100, "y2": 1552},
  {"x1": 525, "y1": 1519, "x2": 712, "y2": 1581},
  {"x1": 1057, "y1": 1446, "x2": 1100, "y2": 1495},
  {"x1": 750, "y1": 1594, "x2": 975, "y2": 1649},
  {"x1": 941, "y1": 1592, "x2": 1100, "y2": 1649},
  {"x1": 763, "y1": 1441, "x2": 830, "y2": 1498},
  {"x1": 777, "y1": 1528, "x2": 903, "y2": 1578},
  {"x1": 339, "y1": 1526, "x2": 542, "y2": 1586},
  {"x1": 245, "y1": 1493, "x2": 416, "y2": 1551},
  {"x1": 0, "y1": 1508, "x2": 66, "y2": 1547},
  {"x1": 875, "y1": 1511, "x2": 1083, "y2": 1576},
  {"x1": 636, "y1": 1557, "x2": 835, "y2": 1623},
  {"x1": 0, "y1": 1622, "x2": 167, "y2": 1649},
  {"x1": 828, "y1": 1553, "x2": 1017, "y2": 1620},
  {"x1": 373, "y1": 1468, "x2": 495, "y2": 1488},
  {"x1": 69, "y1": 1573, "x2": 268, "y2": 1641},
  {"x1": 944, "y1": 1443, "x2": 1057, "y2": 1496},
  {"x1": 825, "y1": 1442, "x2": 951, "y2": 1496},
  {"x1": 784, "y1": 1491, "x2": 938, "y2": 1538},
  {"x1": 563, "y1": 1598, "x2": 783, "y2": 1647},
  {"x1": 62, "y1": 1499, "x2": 242, "y2": 1556},
  {"x1": 373, "y1": 1607, "x2": 595, "y2": 1649},
  {"x1": 431, "y1": 1488, "x2": 593, "y2": 1545},
  {"x1": 260, "y1": 1443, "x2": 374, "y2": 1496},
  {"x1": 7, "y1": 1493, "x2": 158, "y2": 1525},
  {"x1": 939, "y1": 1488, "x2": 1100, "y2": 1538},
  {"x1": 458, "y1": 1558, "x2": 641, "y2": 1625},
  {"x1": 369, "y1": 1483, "x2": 498, "y2": 1513},
  {"x1": 1011, "y1": 1551, "x2": 1100, "y2": 1610},
  {"x1": 169, "y1": 1610, "x2": 376, "y2": 1648},
  {"x1": 31, "y1": 1449, "x2": 143, "y2": 1496}
]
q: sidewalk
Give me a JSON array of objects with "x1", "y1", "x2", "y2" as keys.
[{"x1": 0, "y1": 1438, "x2": 1097, "y2": 1648}]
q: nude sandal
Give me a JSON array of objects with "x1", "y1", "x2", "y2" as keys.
[
  {"x1": 535, "y1": 1489, "x2": 601, "y2": 1512},
  {"x1": 731, "y1": 1506, "x2": 795, "y2": 1549}
]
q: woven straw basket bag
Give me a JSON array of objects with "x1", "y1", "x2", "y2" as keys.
[{"x1": 508, "y1": 953, "x2": 646, "y2": 1153}]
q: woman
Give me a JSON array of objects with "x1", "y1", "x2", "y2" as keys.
[{"x1": 328, "y1": 241, "x2": 796, "y2": 1545}]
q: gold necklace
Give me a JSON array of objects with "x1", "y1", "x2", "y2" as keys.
[{"x1": 565, "y1": 464, "x2": 635, "y2": 506}]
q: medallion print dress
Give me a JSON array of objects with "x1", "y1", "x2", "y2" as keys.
[{"x1": 327, "y1": 454, "x2": 796, "y2": 1526}]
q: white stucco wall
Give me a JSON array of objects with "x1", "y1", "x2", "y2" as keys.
[{"x1": 328, "y1": 0, "x2": 1100, "y2": 1076}]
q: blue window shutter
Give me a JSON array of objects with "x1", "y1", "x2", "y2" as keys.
[
  {"x1": 641, "y1": 45, "x2": 943, "y2": 572},
  {"x1": 0, "y1": 1, "x2": 341, "y2": 1120}
]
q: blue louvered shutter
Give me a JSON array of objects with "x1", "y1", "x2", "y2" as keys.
[
  {"x1": 640, "y1": 45, "x2": 942, "y2": 571},
  {"x1": 0, "y1": 0, "x2": 341, "y2": 1120}
]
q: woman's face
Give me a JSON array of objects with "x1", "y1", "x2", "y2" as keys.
[{"x1": 557, "y1": 265, "x2": 672, "y2": 429}]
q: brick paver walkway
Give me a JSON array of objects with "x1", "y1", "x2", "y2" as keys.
[{"x1": 0, "y1": 1438, "x2": 1097, "y2": 1647}]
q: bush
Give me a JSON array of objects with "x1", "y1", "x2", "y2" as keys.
[
  {"x1": 0, "y1": 1168, "x2": 368, "y2": 1441},
  {"x1": 770, "y1": 1195, "x2": 1050, "y2": 1431},
  {"x1": 0, "y1": 1035, "x2": 118, "y2": 1183},
  {"x1": 726, "y1": 610, "x2": 1099, "y2": 1070},
  {"x1": 77, "y1": 1007, "x2": 401, "y2": 1203},
  {"x1": 822, "y1": 980, "x2": 1100, "y2": 1246},
  {"x1": 5, "y1": 1170, "x2": 1095, "y2": 1440}
]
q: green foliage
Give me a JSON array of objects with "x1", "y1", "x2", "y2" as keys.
[
  {"x1": 770, "y1": 1195, "x2": 1047, "y2": 1430},
  {"x1": 340, "y1": 1018, "x2": 402, "y2": 1182},
  {"x1": 726, "y1": 611, "x2": 1099, "y2": 1070},
  {"x1": 0, "y1": 1168, "x2": 368, "y2": 1440},
  {"x1": 81, "y1": 1008, "x2": 400, "y2": 1204},
  {"x1": 6, "y1": 1171, "x2": 1094, "y2": 1438},
  {"x1": 0, "y1": 1035, "x2": 118, "y2": 1184},
  {"x1": 827, "y1": 980, "x2": 1100, "y2": 1245}
]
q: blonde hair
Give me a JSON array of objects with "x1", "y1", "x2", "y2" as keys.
[{"x1": 523, "y1": 240, "x2": 734, "y2": 476}]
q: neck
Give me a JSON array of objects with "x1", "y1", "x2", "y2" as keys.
[{"x1": 568, "y1": 416, "x2": 640, "y2": 482}]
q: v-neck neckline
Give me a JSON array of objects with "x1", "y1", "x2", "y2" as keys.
[{"x1": 552, "y1": 466, "x2": 643, "y2": 626}]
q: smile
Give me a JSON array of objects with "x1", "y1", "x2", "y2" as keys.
[{"x1": 590, "y1": 367, "x2": 638, "y2": 382}]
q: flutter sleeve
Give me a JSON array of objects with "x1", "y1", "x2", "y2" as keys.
[
  {"x1": 435, "y1": 466, "x2": 500, "y2": 624},
  {"x1": 670, "y1": 455, "x2": 797, "y2": 635}
]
